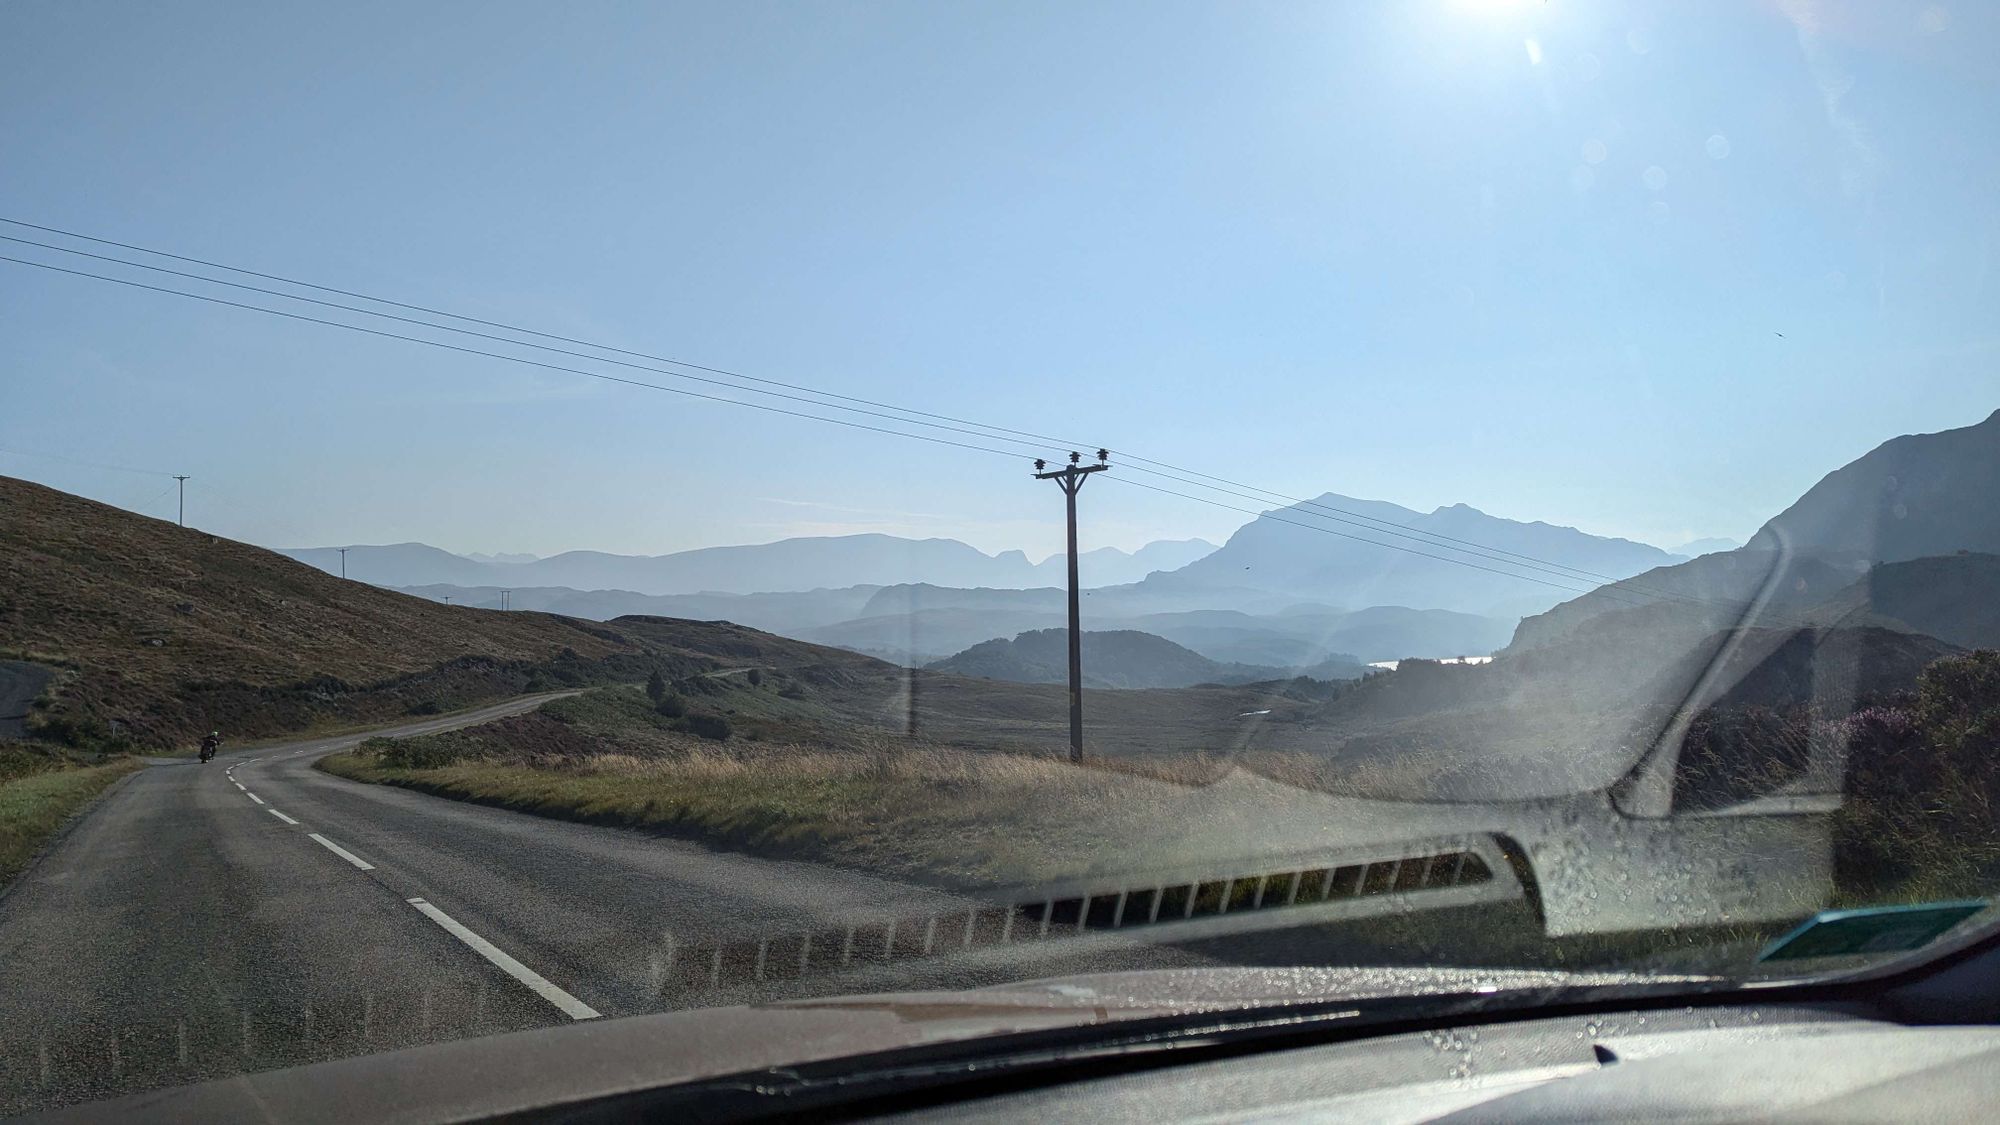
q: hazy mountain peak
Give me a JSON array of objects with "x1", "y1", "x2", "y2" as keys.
[
  {"x1": 1749, "y1": 408, "x2": 2000, "y2": 563},
  {"x1": 461, "y1": 551, "x2": 540, "y2": 565},
  {"x1": 1158, "y1": 492, "x2": 1678, "y2": 616}
]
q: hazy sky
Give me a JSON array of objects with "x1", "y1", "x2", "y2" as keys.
[{"x1": 3, "y1": 0, "x2": 1995, "y2": 561}]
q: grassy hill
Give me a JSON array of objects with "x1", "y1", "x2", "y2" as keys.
[
  {"x1": 0, "y1": 476, "x2": 675, "y2": 750},
  {"x1": 927, "y1": 627, "x2": 1365, "y2": 689},
  {"x1": 1808, "y1": 553, "x2": 2000, "y2": 651}
]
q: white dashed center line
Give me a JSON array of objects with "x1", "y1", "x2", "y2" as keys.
[
  {"x1": 267, "y1": 809, "x2": 300, "y2": 826},
  {"x1": 245, "y1": 792, "x2": 265, "y2": 805},
  {"x1": 307, "y1": 833, "x2": 375, "y2": 871},
  {"x1": 406, "y1": 898, "x2": 600, "y2": 1020}
]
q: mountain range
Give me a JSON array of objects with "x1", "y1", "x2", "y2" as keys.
[
  {"x1": 287, "y1": 495, "x2": 1703, "y2": 616},
  {"x1": 289, "y1": 485, "x2": 1747, "y2": 679},
  {"x1": 283, "y1": 535, "x2": 1217, "y2": 594}
]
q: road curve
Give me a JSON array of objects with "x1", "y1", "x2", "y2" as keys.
[{"x1": 0, "y1": 695, "x2": 990, "y2": 1116}]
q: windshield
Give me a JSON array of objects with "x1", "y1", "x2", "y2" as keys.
[{"x1": 2, "y1": 0, "x2": 1997, "y2": 1115}]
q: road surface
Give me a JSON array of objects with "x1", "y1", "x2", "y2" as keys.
[{"x1": 0, "y1": 695, "x2": 1220, "y2": 1116}]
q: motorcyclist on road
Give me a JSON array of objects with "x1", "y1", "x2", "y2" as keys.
[{"x1": 199, "y1": 731, "x2": 220, "y2": 762}]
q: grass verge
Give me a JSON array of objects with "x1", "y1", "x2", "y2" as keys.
[
  {"x1": 0, "y1": 757, "x2": 143, "y2": 887},
  {"x1": 317, "y1": 743, "x2": 1159, "y2": 887}
]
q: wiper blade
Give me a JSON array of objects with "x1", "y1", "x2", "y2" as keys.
[{"x1": 555, "y1": 976, "x2": 1746, "y2": 1123}]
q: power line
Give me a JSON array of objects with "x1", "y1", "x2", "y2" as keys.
[
  {"x1": 0, "y1": 237, "x2": 1745, "y2": 616},
  {"x1": 125, "y1": 480, "x2": 182, "y2": 517},
  {"x1": 0, "y1": 233, "x2": 1070, "y2": 461},
  {"x1": 0, "y1": 251, "x2": 1736, "y2": 618},
  {"x1": 0, "y1": 215, "x2": 1103, "y2": 451},
  {"x1": 0, "y1": 446, "x2": 175, "y2": 478},
  {"x1": 0, "y1": 219, "x2": 1712, "y2": 599},
  {"x1": 0, "y1": 253, "x2": 1041, "y2": 465}
]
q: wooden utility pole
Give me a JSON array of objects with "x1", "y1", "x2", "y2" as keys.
[{"x1": 1034, "y1": 449, "x2": 1109, "y2": 762}]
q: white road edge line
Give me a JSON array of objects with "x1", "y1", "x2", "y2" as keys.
[
  {"x1": 267, "y1": 809, "x2": 300, "y2": 826},
  {"x1": 307, "y1": 833, "x2": 375, "y2": 871},
  {"x1": 406, "y1": 897, "x2": 601, "y2": 1021},
  {"x1": 245, "y1": 792, "x2": 265, "y2": 805}
]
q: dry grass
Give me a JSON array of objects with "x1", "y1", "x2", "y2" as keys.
[{"x1": 325, "y1": 729, "x2": 1213, "y2": 886}]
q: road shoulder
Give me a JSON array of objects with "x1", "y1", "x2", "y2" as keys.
[{"x1": 0, "y1": 757, "x2": 144, "y2": 894}]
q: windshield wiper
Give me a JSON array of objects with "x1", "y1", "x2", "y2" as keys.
[{"x1": 539, "y1": 976, "x2": 1752, "y2": 1123}]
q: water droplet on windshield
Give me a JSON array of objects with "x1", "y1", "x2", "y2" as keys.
[
  {"x1": 1705, "y1": 134, "x2": 1731, "y2": 160},
  {"x1": 1643, "y1": 165, "x2": 1669, "y2": 191}
]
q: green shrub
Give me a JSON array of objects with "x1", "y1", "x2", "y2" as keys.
[
  {"x1": 654, "y1": 693, "x2": 687, "y2": 719},
  {"x1": 747, "y1": 668, "x2": 762, "y2": 687},
  {"x1": 1917, "y1": 650, "x2": 2000, "y2": 764},
  {"x1": 683, "y1": 712, "x2": 731, "y2": 741},
  {"x1": 646, "y1": 669, "x2": 667, "y2": 702},
  {"x1": 1833, "y1": 651, "x2": 2000, "y2": 898},
  {"x1": 372, "y1": 736, "x2": 466, "y2": 770}
]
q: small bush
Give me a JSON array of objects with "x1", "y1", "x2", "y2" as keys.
[
  {"x1": 646, "y1": 669, "x2": 667, "y2": 702},
  {"x1": 654, "y1": 693, "x2": 688, "y2": 719},
  {"x1": 747, "y1": 669, "x2": 762, "y2": 687},
  {"x1": 372, "y1": 735, "x2": 467, "y2": 770},
  {"x1": 683, "y1": 712, "x2": 731, "y2": 741},
  {"x1": 1832, "y1": 652, "x2": 2000, "y2": 899},
  {"x1": 406, "y1": 699, "x2": 442, "y2": 716}
]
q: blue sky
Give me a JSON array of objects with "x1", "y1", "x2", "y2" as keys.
[{"x1": 3, "y1": 0, "x2": 1994, "y2": 561}]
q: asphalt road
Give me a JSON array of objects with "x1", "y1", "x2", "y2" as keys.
[{"x1": 0, "y1": 697, "x2": 1224, "y2": 1117}]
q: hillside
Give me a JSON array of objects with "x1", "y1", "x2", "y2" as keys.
[
  {"x1": 1749, "y1": 408, "x2": 2000, "y2": 562},
  {"x1": 1808, "y1": 553, "x2": 2000, "y2": 651},
  {"x1": 393, "y1": 583, "x2": 884, "y2": 633},
  {"x1": 0, "y1": 477, "x2": 663, "y2": 749},
  {"x1": 1512, "y1": 410, "x2": 2000, "y2": 654},
  {"x1": 1146, "y1": 493, "x2": 1677, "y2": 616},
  {"x1": 926, "y1": 628, "x2": 1365, "y2": 689}
]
